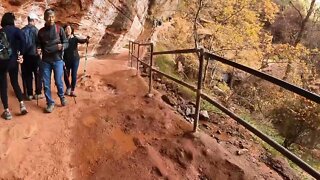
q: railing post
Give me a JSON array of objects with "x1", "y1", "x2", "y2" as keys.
[
  {"x1": 129, "y1": 41, "x2": 132, "y2": 67},
  {"x1": 136, "y1": 44, "x2": 140, "y2": 76},
  {"x1": 132, "y1": 43, "x2": 135, "y2": 67},
  {"x1": 193, "y1": 48, "x2": 204, "y2": 132},
  {"x1": 148, "y1": 43, "x2": 154, "y2": 94}
]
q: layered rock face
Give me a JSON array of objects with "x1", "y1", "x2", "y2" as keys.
[{"x1": 0, "y1": 0, "x2": 153, "y2": 55}]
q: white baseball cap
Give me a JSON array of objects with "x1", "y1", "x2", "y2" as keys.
[{"x1": 28, "y1": 12, "x2": 39, "y2": 20}]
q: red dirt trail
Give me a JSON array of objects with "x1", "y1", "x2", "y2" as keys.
[{"x1": 0, "y1": 49, "x2": 285, "y2": 179}]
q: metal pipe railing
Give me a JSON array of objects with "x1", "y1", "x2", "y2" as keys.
[
  {"x1": 149, "y1": 44, "x2": 154, "y2": 94},
  {"x1": 128, "y1": 41, "x2": 320, "y2": 179},
  {"x1": 205, "y1": 52, "x2": 320, "y2": 104},
  {"x1": 153, "y1": 48, "x2": 199, "y2": 55},
  {"x1": 194, "y1": 49, "x2": 204, "y2": 132},
  {"x1": 201, "y1": 92, "x2": 320, "y2": 179}
]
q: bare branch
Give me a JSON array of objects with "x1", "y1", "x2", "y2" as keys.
[
  {"x1": 294, "y1": 0, "x2": 316, "y2": 46},
  {"x1": 194, "y1": 0, "x2": 205, "y2": 50},
  {"x1": 289, "y1": 1, "x2": 304, "y2": 21}
]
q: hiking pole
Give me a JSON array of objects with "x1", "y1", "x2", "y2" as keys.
[
  {"x1": 36, "y1": 65, "x2": 39, "y2": 106},
  {"x1": 63, "y1": 63, "x2": 76, "y2": 104},
  {"x1": 37, "y1": 50, "x2": 43, "y2": 107},
  {"x1": 83, "y1": 40, "x2": 89, "y2": 78},
  {"x1": 80, "y1": 36, "x2": 90, "y2": 81}
]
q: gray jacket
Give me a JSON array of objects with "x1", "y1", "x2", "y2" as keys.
[{"x1": 37, "y1": 24, "x2": 68, "y2": 63}]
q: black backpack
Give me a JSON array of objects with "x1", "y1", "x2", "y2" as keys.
[
  {"x1": 22, "y1": 26, "x2": 36, "y2": 55},
  {"x1": 0, "y1": 29, "x2": 12, "y2": 60}
]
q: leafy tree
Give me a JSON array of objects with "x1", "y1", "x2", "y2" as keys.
[{"x1": 270, "y1": 97, "x2": 320, "y2": 148}]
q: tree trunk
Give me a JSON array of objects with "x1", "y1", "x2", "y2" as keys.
[
  {"x1": 282, "y1": 59, "x2": 293, "y2": 82},
  {"x1": 294, "y1": 0, "x2": 316, "y2": 46}
]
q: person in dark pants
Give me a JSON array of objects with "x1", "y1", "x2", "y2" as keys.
[
  {"x1": 0, "y1": 12, "x2": 28, "y2": 120},
  {"x1": 22, "y1": 12, "x2": 44, "y2": 101},
  {"x1": 63, "y1": 24, "x2": 89, "y2": 97},
  {"x1": 37, "y1": 8, "x2": 68, "y2": 113}
]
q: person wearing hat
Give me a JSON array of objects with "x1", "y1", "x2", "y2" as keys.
[
  {"x1": 37, "y1": 8, "x2": 68, "y2": 113},
  {"x1": 21, "y1": 12, "x2": 44, "y2": 101}
]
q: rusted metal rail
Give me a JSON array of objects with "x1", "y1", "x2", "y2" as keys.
[{"x1": 128, "y1": 41, "x2": 320, "y2": 179}]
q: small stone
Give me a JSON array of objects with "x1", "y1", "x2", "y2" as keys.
[
  {"x1": 145, "y1": 93, "x2": 154, "y2": 98},
  {"x1": 185, "y1": 107, "x2": 193, "y2": 116},
  {"x1": 133, "y1": 137, "x2": 143, "y2": 147},
  {"x1": 239, "y1": 141, "x2": 245, "y2": 149},
  {"x1": 202, "y1": 124, "x2": 210, "y2": 130},
  {"x1": 177, "y1": 107, "x2": 185, "y2": 115},
  {"x1": 236, "y1": 149, "x2": 249, "y2": 156},
  {"x1": 161, "y1": 95, "x2": 177, "y2": 106},
  {"x1": 199, "y1": 110, "x2": 210, "y2": 121},
  {"x1": 216, "y1": 130, "x2": 222, "y2": 134}
]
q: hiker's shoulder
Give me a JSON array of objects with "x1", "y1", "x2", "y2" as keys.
[
  {"x1": 38, "y1": 27, "x2": 47, "y2": 38},
  {"x1": 38, "y1": 26, "x2": 46, "y2": 33}
]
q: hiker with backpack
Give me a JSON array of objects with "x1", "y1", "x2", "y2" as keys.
[
  {"x1": 22, "y1": 12, "x2": 44, "y2": 101},
  {"x1": 0, "y1": 12, "x2": 28, "y2": 120},
  {"x1": 63, "y1": 24, "x2": 89, "y2": 97},
  {"x1": 37, "y1": 8, "x2": 68, "y2": 113}
]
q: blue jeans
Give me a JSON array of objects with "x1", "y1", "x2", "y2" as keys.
[
  {"x1": 64, "y1": 59, "x2": 80, "y2": 91},
  {"x1": 41, "y1": 60, "x2": 64, "y2": 105}
]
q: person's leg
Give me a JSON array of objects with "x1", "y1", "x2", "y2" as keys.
[
  {"x1": 0, "y1": 69, "x2": 8, "y2": 110},
  {"x1": 21, "y1": 60, "x2": 27, "y2": 97},
  {"x1": 64, "y1": 62, "x2": 71, "y2": 94},
  {"x1": 53, "y1": 60, "x2": 66, "y2": 106},
  {"x1": 8, "y1": 64, "x2": 24, "y2": 102},
  {"x1": 41, "y1": 61, "x2": 54, "y2": 105},
  {"x1": 8, "y1": 64, "x2": 28, "y2": 115},
  {"x1": 0, "y1": 70, "x2": 11, "y2": 120},
  {"x1": 0, "y1": 62, "x2": 12, "y2": 120},
  {"x1": 23, "y1": 56, "x2": 34, "y2": 98},
  {"x1": 71, "y1": 59, "x2": 80, "y2": 91}
]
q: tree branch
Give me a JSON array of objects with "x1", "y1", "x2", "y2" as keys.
[
  {"x1": 289, "y1": 1, "x2": 304, "y2": 21},
  {"x1": 194, "y1": 0, "x2": 205, "y2": 50}
]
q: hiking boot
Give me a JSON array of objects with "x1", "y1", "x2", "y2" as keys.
[
  {"x1": 33, "y1": 94, "x2": 44, "y2": 100},
  {"x1": 65, "y1": 88, "x2": 71, "y2": 96},
  {"x1": 20, "y1": 102, "x2": 28, "y2": 115},
  {"x1": 61, "y1": 97, "x2": 67, "y2": 106},
  {"x1": 70, "y1": 91, "x2": 77, "y2": 97},
  {"x1": 45, "y1": 104, "x2": 55, "y2": 113},
  {"x1": 1, "y1": 110, "x2": 12, "y2": 120}
]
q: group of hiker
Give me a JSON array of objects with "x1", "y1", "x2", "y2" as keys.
[{"x1": 0, "y1": 8, "x2": 89, "y2": 120}]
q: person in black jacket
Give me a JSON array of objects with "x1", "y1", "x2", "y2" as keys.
[
  {"x1": 37, "y1": 9, "x2": 68, "y2": 113},
  {"x1": 0, "y1": 12, "x2": 28, "y2": 120},
  {"x1": 63, "y1": 24, "x2": 89, "y2": 97},
  {"x1": 22, "y1": 12, "x2": 44, "y2": 101}
]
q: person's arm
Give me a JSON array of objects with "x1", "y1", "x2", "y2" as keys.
[
  {"x1": 35, "y1": 27, "x2": 40, "y2": 48},
  {"x1": 16, "y1": 28, "x2": 26, "y2": 55},
  {"x1": 76, "y1": 35, "x2": 89, "y2": 44},
  {"x1": 60, "y1": 28, "x2": 69, "y2": 50},
  {"x1": 16, "y1": 28, "x2": 25, "y2": 63}
]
